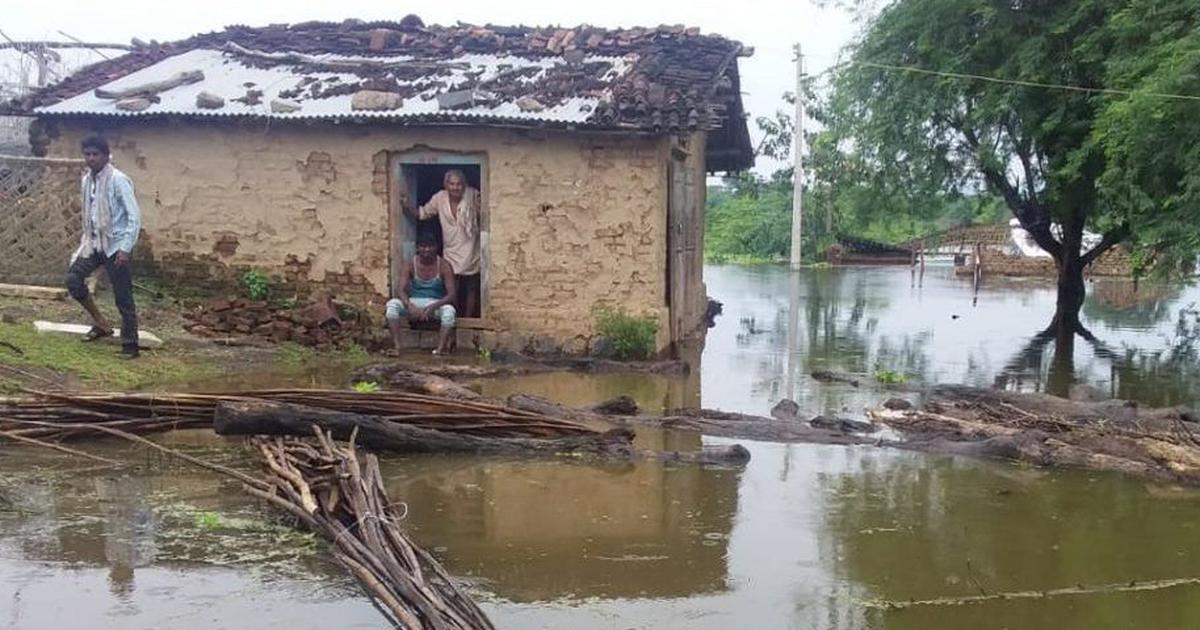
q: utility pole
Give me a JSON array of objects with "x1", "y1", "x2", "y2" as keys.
[{"x1": 789, "y1": 43, "x2": 806, "y2": 270}]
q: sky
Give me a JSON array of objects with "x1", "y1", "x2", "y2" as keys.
[{"x1": 3, "y1": 0, "x2": 865, "y2": 173}]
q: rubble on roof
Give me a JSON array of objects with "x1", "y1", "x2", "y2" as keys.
[{"x1": 7, "y1": 19, "x2": 755, "y2": 170}]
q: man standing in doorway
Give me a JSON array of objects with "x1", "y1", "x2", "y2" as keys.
[
  {"x1": 403, "y1": 169, "x2": 481, "y2": 318},
  {"x1": 65, "y1": 136, "x2": 142, "y2": 359}
]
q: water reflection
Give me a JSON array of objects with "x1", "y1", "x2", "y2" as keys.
[
  {"x1": 817, "y1": 453, "x2": 1200, "y2": 629},
  {"x1": 381, "y1": 429, "x2": 739, "y2": 603},
  {"x1": 3, "y1": 265, "x2": 1199, "y2": 629},
  {"x1": 703, "y1": 264, "x2": 1200, "y2": 416},
  {"x1": 0, "y1": 435, "x2": 381, "y2": 628}
]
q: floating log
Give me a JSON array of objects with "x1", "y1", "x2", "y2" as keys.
[{"x1": 214, "y1": 400, "x2": 636, "y2": 457}]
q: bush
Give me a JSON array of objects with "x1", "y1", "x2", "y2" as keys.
[
  {"x1": 240, "y1": 269, "x2": 271, "y2": 301},
  {"x1": 594, "y1": 307, "x2": 659, "y2": 361}
]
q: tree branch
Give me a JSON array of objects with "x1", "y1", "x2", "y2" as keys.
[
  {"x1": 955, "y1": 120, "x2": 1062, "y2": 259},
  {"x1": 1081, "y1": 223, "x2": 1131, "y2": 267},
  {"x1": 1004, "y1": 118, "x2": 1040, "y2": 208}
]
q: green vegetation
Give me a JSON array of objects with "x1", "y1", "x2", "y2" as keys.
[
  {"x1": 711, "y1": 0, "x2": 1200, "y2": 342},
  {"x1": 594, "y1": 307, "x2": 659, "y2": 361},
  {"x1": 874, "y1": 369, "x2": 908, "y2": 385},
  {"x1": 0, "y1": 321, "x2": 221, "y2": 390},
  {"x1": 276, "y1": 341, "x2": 375, "y2": 369},
  {"x1": 240, "y1": 269, "x2": 271, "y2": 302},
  {"x1": 824, "y1": 0, "x2": 1200, "y2": 337},
  {"x1": 194, "y1": 511, "x2": 223, "y2": 530},
  {"x1": 352, "y1": 380, "x2": 381, "y2": 393},
  {"x1": 706, "y1": 92, "x2": 1009, "y2": 265}
]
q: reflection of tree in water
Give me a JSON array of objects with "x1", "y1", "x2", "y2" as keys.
[
  {"x1": 816, "y1": 456, "x2": 1200, "y2": 630},
  {"x1": 800, "y1": 269, "x2": 928, "y2": 378},
  {"x1": 996, "y1": 304, "x2": 1200, "y2": 407},
  {"x1": 1111, "y1": 305, "x2": 1200, "y2": 406},
  {"x1": 382, "y1": 453, "x2": 741, "y2": 603}
]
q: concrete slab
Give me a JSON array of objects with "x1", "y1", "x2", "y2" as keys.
[{"x1": 33, "y1": 320, "x2": 164, "y2": 348}]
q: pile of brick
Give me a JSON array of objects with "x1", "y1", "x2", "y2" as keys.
[{"x1": 183, "y1": 295, "x2": 377, "y2": 349}]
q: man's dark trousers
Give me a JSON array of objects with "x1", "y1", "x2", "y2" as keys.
[{"x1": 65, "y1": 251, "x2": 138, "y2": 351}]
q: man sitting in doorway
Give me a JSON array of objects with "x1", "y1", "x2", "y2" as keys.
[
  {"x1": 385, "y1": 234, "x2": 458, "y2": 355},
  {"x1": 402, "y1": 169, "x2": 480, "y2": 318}
]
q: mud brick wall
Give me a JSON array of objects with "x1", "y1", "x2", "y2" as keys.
[
  {"x1": 43, "y1": 119, "x2": 680, "y2": 352},
  {"x1": 0, "y1": 155, "x2": 83, "y2": 286}
]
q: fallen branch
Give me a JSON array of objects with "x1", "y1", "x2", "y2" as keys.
[
  {"x1": 0, "y1": 428, "x2": 122, "y2": 466},
  {"x1": 248, "y1": 429, "x2": 495, "y2": 629}
]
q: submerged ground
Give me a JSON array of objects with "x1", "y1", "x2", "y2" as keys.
[{"x1": 2, "y1": 264, "x2": 1199, "y2": 629}]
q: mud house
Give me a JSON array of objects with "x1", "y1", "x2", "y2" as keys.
[{"x1": 8, "y1": 20, "x2": 753, "y2": 354}]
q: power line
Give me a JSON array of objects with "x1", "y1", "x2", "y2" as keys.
[{"x1": 852, "y1": 60, "x2": 1200, "y2": 102}]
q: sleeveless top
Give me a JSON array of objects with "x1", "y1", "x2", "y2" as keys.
[{"x1": 410, "y1": 256, "x2": 446, "y2": 300}]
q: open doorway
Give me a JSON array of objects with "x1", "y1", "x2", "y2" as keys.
[{"x1": 392, "y1": 153, "x2": 487, "y2": 321}]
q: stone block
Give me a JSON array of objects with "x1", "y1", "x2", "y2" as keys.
[{"x1": 351, "y1": 90, "x2": 403, "y2": 111}]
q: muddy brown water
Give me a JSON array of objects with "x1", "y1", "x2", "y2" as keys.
[{"x1": 3, "y1": 265, "x2": 1200, "y2": 629}]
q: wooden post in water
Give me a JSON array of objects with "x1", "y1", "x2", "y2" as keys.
[
  {"x1": 972, "y1": 242, "x2": 983, "y2": 306},
  {"x1": 919, "y1": 240, "x2": 926, "y2": 287}
]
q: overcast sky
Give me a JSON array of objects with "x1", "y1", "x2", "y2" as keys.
[{"x1": 5, "y1": 0, "x2": 865, "y2": 173}]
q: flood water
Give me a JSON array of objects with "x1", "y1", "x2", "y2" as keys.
[{"x1": 3, "y1": 264, "x2": 1200, "y2": 629}]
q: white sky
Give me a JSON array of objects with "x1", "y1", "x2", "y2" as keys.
[{"x1": 3, "y1": 0, "x2": 863, "y2": 173}]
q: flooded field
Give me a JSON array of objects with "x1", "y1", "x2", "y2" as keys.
[{"x1": 3, "y1": 264, "x2": 1199, "y2": 629}]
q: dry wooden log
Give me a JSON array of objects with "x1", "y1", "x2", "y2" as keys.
[
  {"x1": 95, "y1": 70, "x2": 204, "y2": 99},
  {"x1": 214, "y1": 400, "x2": 636, "y2": 457},
  {"x1": 380, "y1": 370, "x2": 482, "y2": 400}
]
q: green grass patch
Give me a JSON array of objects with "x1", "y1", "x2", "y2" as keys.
[
  {"x1": 0, "y1": 322, "x2": 221, "y2": 390},
  {"x1": 275, "y1": 341, "x2": 375, "y2": 369},
  {"x1": 874, "y1": 369, "x2": 908, "y2": 384},
  {"x1": 594, "y1": 307, "x2": 659, "y2": 361}
]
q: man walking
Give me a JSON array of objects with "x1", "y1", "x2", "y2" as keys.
[{"x1": 65, "y1": 136, "x2": 141, "y2": 359}]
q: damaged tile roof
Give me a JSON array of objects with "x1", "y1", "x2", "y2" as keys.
[{"x1": 10, "y1": 18, "x2": 754, "y2": 171}]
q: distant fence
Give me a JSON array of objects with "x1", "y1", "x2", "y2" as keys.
[{"x1": 0, "y1": 154, "x2": 82, "y2": 285}]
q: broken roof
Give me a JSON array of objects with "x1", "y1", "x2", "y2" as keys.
[{"x1": 10, "y1": 20, "x2": 754, "y2": 171}]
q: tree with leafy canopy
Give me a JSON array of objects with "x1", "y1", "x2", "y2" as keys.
[{"x1": 827, "y1": 0, "x2": 1200, "y2": 344}]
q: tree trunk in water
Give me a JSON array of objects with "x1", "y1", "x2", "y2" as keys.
[
  {"x1": 1049, "y1": 216, "x2": 1087, "y2": 345},
  {"x1": 1046, "y1": 215, "x2": 1087, "y2": 395},
  {"x1": 1051, "y1": 256, "x2": 1086, "y2": 340}
]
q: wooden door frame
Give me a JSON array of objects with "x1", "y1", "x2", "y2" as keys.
[{"x1": 387, "y1": 147, "x2": 491, "y2": 329}]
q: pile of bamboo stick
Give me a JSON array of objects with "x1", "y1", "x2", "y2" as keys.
[
  {"x1": 0, "y1": 389, "x2": 597, "y2": 441},
  {"x1": 247, "y1": 428, "x2": 495, "y2": 629}
]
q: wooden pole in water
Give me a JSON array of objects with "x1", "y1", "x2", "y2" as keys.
[
  {"x1": 919, "y1": 241, "x2": 926, "y2": 287},
  {"x1": 972, "y1": 242, "x2": 983, "y2": 305}
]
